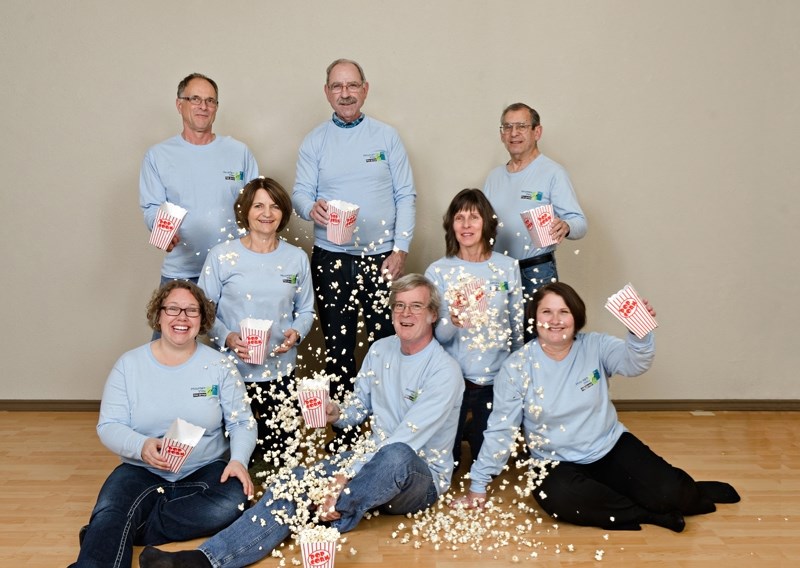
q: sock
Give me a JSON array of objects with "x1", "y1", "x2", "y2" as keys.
[
  {"x1": 138, "y1": 546, "x2": 212, "y2": 568},
  {"x1": 697, "y1": 481, "x2": 741, "y2": 504}
]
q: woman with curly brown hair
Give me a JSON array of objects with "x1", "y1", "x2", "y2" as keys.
[{"x1": 70, "y1": 280, "x2": 256, "y2": 568}]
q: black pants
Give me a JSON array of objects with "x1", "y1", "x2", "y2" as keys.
[
  {"x1": 533, "y1": 432, "x2": 718, "y2": 530},
  {"x1": 311, "y1": 247, "x2": 394, "y2": 392},
  {"x1": 246, "y1": 373, "x2": 293, "y2": 466}
]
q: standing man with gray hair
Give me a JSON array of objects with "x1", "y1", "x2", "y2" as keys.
[
  {"x1": 140, "y1": 73, "x2": 259, "y2": 289},
  {"x1": 483, "y1": 103, "x2": 586, "y2": 303},
  {"x1": 292, "y1": 59, "x2": 416, "y2": 417}
]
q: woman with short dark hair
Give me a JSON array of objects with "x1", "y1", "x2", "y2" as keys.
[
  {"x1": 198, "y1": 177, "x2": 314, "y2": 465},
  {"x1": 457, "y1": 282, "x2": 739, "y2": 532}
]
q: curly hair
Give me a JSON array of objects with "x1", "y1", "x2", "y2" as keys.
[{"x1": 146, "y1": 280, "x2": 216, "y2": 335}]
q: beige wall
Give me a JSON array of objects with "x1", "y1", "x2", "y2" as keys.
[{"x1": 2, "y1": 1, "x2": 798, "y2": 401}]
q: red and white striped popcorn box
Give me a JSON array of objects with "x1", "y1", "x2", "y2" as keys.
[
  {"x1": 326, "y1": 200, "x2": 359, "y2": 245},
  {"x1": 239, "y1": 318, "x2": 273, "y2": 365},
  {"x1": 453, "y1": 277, "x2": 487, "y2": 312},
  {"x1": 447, "y1": 278, "x2": 489, "y2": 329},
  {"x1": 605, "y1": 283, "x2": 658, "y2": 339},
  {"x1": 299, "y1": 527, "x2": 339, "y2": 568},
  {"x1": 159, "y1": 418, "x2": 205, "y2": 474},
  {"x1": 520, "y1": 204, "x2": 558, "y2": 248},
  {"x1": 148, "y1": 202, "x2": 188, "y2": 250},
  {"x1": 298, "y1": 376, "x2": 330, "y2": 428},
  {"x1": 300, "y1": 541, "x2": 337, "y2": 568}
]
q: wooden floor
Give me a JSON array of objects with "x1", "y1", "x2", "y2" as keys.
[{"x1": 1, "y1": 411, "x2": 798, "y2": 567}]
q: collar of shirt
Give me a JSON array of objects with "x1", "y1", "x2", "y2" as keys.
[{"x1": 331, "y1": 112, "x2": 365, "y2": 128}]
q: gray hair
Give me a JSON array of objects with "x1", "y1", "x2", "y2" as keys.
[
  {"x1": 325, "y1": 59, "x2": 366, "y2": 84},
  {"x1": 389, "y1": 273, "x2": 441, "y2": 316}
]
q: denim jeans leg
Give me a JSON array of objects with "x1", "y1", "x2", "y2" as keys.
[
  {"x1": 520, "y1": 259, "x2": 558, "y2": 300},
  {"x1": 197, "y1": 460, "x2": 344, "y2": 568},
  {"x1": 138, "y1": 460, "x2": 247, "y2": 545},
  {"x1": 73, "y1": 461, "x2": 247, "y2": 568},
  {"x1": 521, "y1": 259, "x2": 558, "y2": 341},
  {"x1": 199, "y1": 496, "x2": 294, "y2": 568},
  {"x1": 332, "y1": 443, "x2": 438, "y2": 533},
  {"x1": 74, "y1": 464, "x2": 173, "y2": 568}
]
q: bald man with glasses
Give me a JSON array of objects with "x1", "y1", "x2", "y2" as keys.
[{"x1": 291, "y1": 59, "x2": 416, "y2": 437}]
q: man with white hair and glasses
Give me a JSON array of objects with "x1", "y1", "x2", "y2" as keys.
[{"x1": 291, "y1": 59, "x2": 416, "y2": 440}]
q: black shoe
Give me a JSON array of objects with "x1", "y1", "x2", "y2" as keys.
[
  {"x1": 697, "y1": 481, "x2": 741, "y2": 504},
  {"x1": 139, "y1": 546, "x2": 212, "y2": 568}
]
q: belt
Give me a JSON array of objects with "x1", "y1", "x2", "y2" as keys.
[
  {"x1": 464, "y1": 379, "x2": 492, "y2": 390},
  {"x1": 519, "y1": 252, "x2": 555, "y2": 269}
]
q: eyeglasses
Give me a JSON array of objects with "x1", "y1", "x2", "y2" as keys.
[
  {"x1": 327, "y1": 82, "x2": 364, "y2": 93},
  {"x1": 160, "y1": 306, "x2": 201, "y2": 318},
  {"x1": 392, "y1": 302, "x2": 429, "y2": 314},
  {"x1": 500, "y1": 122, "x2": 533, "y2": 134},
  {"x1": 178, "y1": 96, "x2": 219, "y2": 107}
]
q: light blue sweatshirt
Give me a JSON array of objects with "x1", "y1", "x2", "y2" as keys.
[
  {"x1": 335, "y1": 336, "x2": 464, "y2": 495},
  {"x1": 469, "y1": 331, "x2": 655, "y2": 494},
  {"x1": 97, "y1": 343, "x2": 256, "y2": 482},
  {"x1": 483, "y1": 153, "x2": 586, "y2": 261},
  {"x1": 425, "y1": 252, "x2": 524, "y2": 385},
  {"x1": 198, "y1": 239, "x2": 315, "y2": 382},
  {"x1": 140, "y1": 134, "x2": 259, "y2": 278},
  {"x1": 292, "y1": 116, "x2": 415, "y2": 255}
]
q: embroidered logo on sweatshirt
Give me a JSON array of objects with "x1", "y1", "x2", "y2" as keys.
[
  {"x1": 191, "y1": 385, "x2": 219, "y2": 398},
  {"x1": 520, "y1": 190, "x2": 543, "y2": 201},
  {"x1": 577, "y1": 369, "x2": 601, "y2": 392},
  {"x1": 489, "y1": 280, "x2": 510, "y2": 292},
  {"x1": 282, "y1": 273, "x2": 299, "y2": 285},
  {"x1": 223, "y1": 170, "x2": 245, "y2": 181},
  {"x1": 364, "y1": 151, "x2": 386, "y2": 163},
  {"x1": 404, "y1": 388, "x2": 422, "y2": 403}
]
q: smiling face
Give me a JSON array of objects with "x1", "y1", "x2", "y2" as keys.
[
  {"x1": 176, "y1": 77, "x2": 217, "y2": 134},
  {"x1": 500, "y1": 108, "x2": 541, "y2": 161},
  {"x1": 158, "y1": 288, "x2": 201, "y2": 350},
  {"x1": 392, "y1": 286, "x2": 436, "y2": 355},
  {"x1": 247, "y1": 188, "x2": 282, "y2": 239},
  {"x1": 453, "y1": 207, "x2": 485, "y2": 252},
  {"x1": 324, "y1": 62, "x2": 369, "y2": 123},
  {"x1": 534, "y1": 292, "x2": 576, "y2": 348}
]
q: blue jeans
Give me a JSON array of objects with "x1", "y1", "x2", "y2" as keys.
[
  {"x1": 453, "y1": 383, "x2": 494, "y2": 468},
  {"x1": 72, "y1": 460, "x2": 246, "y2": 568},
  {"x1": 200, "y1": 443, "x2": 438, "y2": 568},
  {"x1": 520, "y1": 258, "x2": 558, "y2": 301},
  {"x1": 520, "y1": 259, "x2": 558, "y2": 341}
]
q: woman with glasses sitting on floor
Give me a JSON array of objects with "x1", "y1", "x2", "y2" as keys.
[{"x1": 70, "y1": 280, "x2": 255, "y2": 568}]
